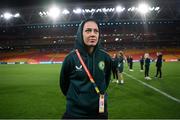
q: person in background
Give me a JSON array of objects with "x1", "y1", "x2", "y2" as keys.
[
  {"x1": 129, "y1": 56, "x2": 134, "y2": 71},
  {"x1": 60, "y1": 19, "x2": 112, "y2": 119},
  {"x1": 116, "y1": 51, "x2": 126, "y2": 84},
  {"x1": 144, "y1": 53, "x2": 151, "y2": 80},
  {"x1": 140, "y1": 55, "x2": 144, "y2": 72},
  {"x1": 112, "y1": 53, "x2": 118, "y2": 82},
  {"x1": 155, "y1": 52, "x2": 163, "y2": 79}
]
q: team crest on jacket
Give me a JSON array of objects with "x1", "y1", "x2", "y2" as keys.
[{"x1": 98, "y1": 61, "x2": 105, "y2": 71}]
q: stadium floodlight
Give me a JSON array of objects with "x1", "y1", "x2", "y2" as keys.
[
  {"x1": 149, "y1": 7, "x2": 154, "y2": 11},
  {"x1": 47, "y1": 6, "x2": 60, "y2": 19},
  {"x1": 84, "y1": 8, "x2": 96, "y2": 13},
  {"x1": 3, "y1": 12, "x2": 13, "y2": 20},
  {"x1": 43, "y1": 11, "x2": 47, "y2": 16},
  {"x1": 39, "y1": 12, "x2": 43, "y2": 16},
  {"x1": 128, "y1": 8, "x2": 131, "y2": 11},
  {"x1": 102, "y1": 8, "x2": 108, "y2": 13},
  {"x1": 116, "y1": 6, "x2": 125, "y2": 13},
  {"x1": 115, "y1": 38, "x2": 119, "y2": 41},
  {"x1": 14, "y1": 13, "x2": 20, "y2": 18},
  {"x1": 73, "y1": 8, "x2": 82, "y2": 14},
  {"x1": 155, "y1": 7, "x2": 160, "y2": 11},
  {"x1": 131, "y1": 7, "x2": 135, "y2": 11},
  {"x1": 39, "y1": 11, "x2": 47, "y2": 17},
  {"x1": 128, "y1": 7, "x2": 136, "y2": 12},
  {"x1": 102, "y1": 8, "x2": 114, "y2": 13},
  {"x1": 137, "y1": 3, "x2": 150, "y2": 15},
  {"x1": 62, "y1": 9, "x2": 70, "y2": 15}
]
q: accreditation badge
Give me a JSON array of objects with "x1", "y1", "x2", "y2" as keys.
[{"x1": 99, "y1": 94, "x2": 104, "y2": 113}]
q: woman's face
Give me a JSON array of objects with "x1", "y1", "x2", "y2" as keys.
[{"x1": 83, "y1": 21, "x2": 99, "y2": 47}]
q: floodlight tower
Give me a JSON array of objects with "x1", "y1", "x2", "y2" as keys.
[{"x1": 47, "y1": 6, "x2": 60, "y2": 20}]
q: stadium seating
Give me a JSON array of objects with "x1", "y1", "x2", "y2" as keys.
[{"x1": 0, "y1": 48, "x2": 179, "y2": 63}]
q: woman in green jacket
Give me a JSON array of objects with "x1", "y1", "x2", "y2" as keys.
[{"x1": 60, "y1": 19, "x2": 112, "y2": 119}]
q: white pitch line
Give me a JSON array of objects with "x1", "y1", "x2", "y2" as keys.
[{"x1": 124, "y1": 72, "x2": 180, "y2": 103}]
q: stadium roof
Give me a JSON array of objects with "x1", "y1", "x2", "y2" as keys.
[
  {"x1": 0, "y1": 0, "x2": 111, "y2": 8},
  {"x1": 0, "y1": 0, "x2": 178, "y2": 8},
  {"x1": 0, "y1": 0, "x2": 179, "y2": 27}
]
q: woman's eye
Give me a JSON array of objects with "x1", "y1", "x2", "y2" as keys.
[
  {"x1": 85, "y1": 29, "x2": 99, "y2": 33},
  {"x1": 85, "y1": 29, "x2": 92, "y2": 32}
]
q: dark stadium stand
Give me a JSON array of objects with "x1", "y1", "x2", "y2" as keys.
[{"x1": 0, "y1": 0, "x2": 180, "y2": 64}]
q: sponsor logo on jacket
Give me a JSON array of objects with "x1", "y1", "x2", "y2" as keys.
[{"x1": 75, "y1": 65, "x2": 82, "y2": 71}]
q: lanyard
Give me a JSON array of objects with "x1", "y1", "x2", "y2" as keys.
[{"x1": 75, "y1": 49, "x2": 100, "y2": 94}]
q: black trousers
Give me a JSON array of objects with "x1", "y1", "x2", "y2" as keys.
[
  {"x1": 112, "y1": 69, "x2": 118, "y2": 79},
  {"x1": 140, "y1": 63, "x2": 144, "y2": 70},
  {"x1": 130, "y1": 62, "x2": 133, "y2": 69},
  {"x1": 145, "y1": 65, "x2": 149, "y2": 77},
  {"x1": 62, "y1": 112, "x2": 108, "y2": 119},
  {"x1": 155, "y1": 67, "x2": 162, "y2": 78}
]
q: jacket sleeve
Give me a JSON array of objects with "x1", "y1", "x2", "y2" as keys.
[{"x1": 60, "y1": 56, "x2": 71, "y2": 96}]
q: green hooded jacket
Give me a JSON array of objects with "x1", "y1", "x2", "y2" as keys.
[{"x1": 60, "y1": 19, "x2": 112, "y2": 118}]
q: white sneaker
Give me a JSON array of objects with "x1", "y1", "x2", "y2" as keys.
[
  {"x1": 145, "y1": 76, "x2": 151, "y2": 80},
  {"x1": 121, "y1": 80, "x2": 124, "y2": 84},
  {"x1": 116, "y1": 80, "x2": 119, "y2": 84}
]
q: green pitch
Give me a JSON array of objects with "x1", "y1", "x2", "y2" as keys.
[{"x1": 0, "y1": 62, "x2": 180, "y2": 119}]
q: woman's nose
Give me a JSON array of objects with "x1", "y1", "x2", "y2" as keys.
[{"x1": 90, "y1": 31, "x2": 96, "y2": 36}]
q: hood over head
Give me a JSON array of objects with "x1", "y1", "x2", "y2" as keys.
[{"x1": 75, "y1": 18, "x2": 101, "y2": 55}]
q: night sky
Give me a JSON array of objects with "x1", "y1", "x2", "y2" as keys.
[{"x1": 0, "y1": 0, "x2": 114, "y2": 8}]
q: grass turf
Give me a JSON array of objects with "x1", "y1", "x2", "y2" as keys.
[{"x1": 0, "y1": 62, "x2": 180, "y2": 119}]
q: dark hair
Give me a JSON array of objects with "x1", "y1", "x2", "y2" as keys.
[
  {"x1": 81, "y1": 18, "x2": 99, "y2": 26},
  {"x1": 79, "y1": 18, "x2": 99, "y2": 32}
]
